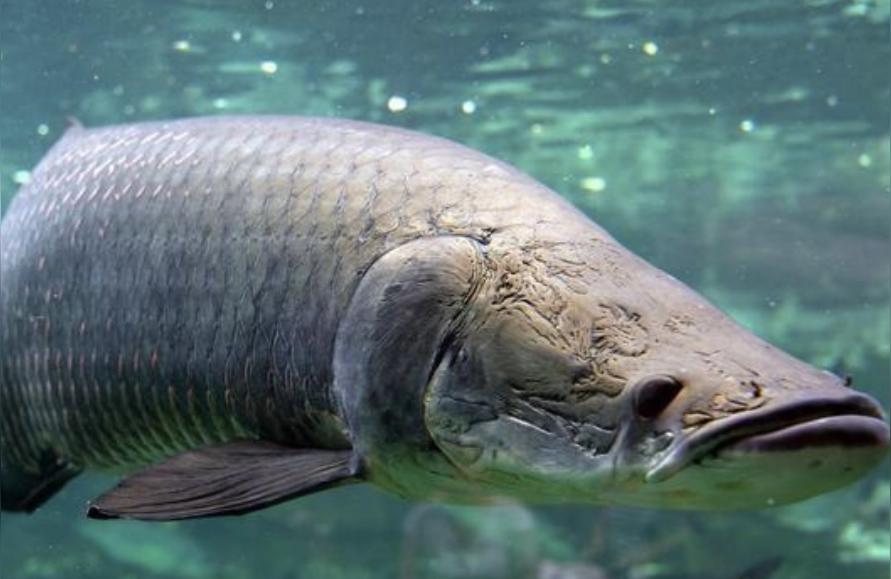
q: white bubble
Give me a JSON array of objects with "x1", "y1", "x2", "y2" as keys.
[
  {"x1": 581, "y1": 176, "x2": 606, "y2": 192},
  {"x1": 264, "y1": 0, "x2": 274, "y2": 9},
  {"x1": 642, "y1": 41, "x2": 659, "y2": 56},
  {"x1": 461, "y1": 100, "x2": 477, "y2": 114},
  {"x1": 36, "y1": 124, "x2": 49, "y2": 136},
  {"x1": 739, "y1": 119, "x2": 755, "y2": 133},
  {"x1": 826, "y1": 95, "x2": 838, "y2": 107},
  {"x1": 858, "y1": 154, "x2": 872, "y2": 168},
  {"x1": 231, "y1": 30, "x2": 243, "y2": 42},
  {"x1": 387, "y1": 95, "x2": 408, "y2": 112},
  {"x1": 13, "y1": 170, "x2": 31, "y2": 185},
  {"x1": 577, "y1": 144, "x2": 594, "y2": 160},
  {"x1": 213, "y1": 98, "x2": 229, "y2": 109},
  {"x1": 172, "y1": 40, "x2": 191, "y2": 52},
  {"x1": 260, "y1": 61, "x2": 278, "y2": 74},
  {"x1": 708, "y1": 107, "x2": 717, "y2": 115}
]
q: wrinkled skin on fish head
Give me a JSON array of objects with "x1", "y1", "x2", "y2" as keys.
[{"x1": 420, "y1": 239, "x2": 890, "y2": 509}]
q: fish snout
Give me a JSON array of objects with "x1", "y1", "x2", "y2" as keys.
[
  {"x1": 645, "y1": 387, "x2": 889, "y2": 487},
  {"x1": 711, "y1": 390, "x2": 889, "y2": 456}
]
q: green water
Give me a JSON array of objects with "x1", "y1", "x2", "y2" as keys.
[{"x1": 0, "y1": 1, "x2": 888, "y2": 578}]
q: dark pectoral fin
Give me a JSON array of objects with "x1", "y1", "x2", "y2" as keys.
[
  {"x1": 1, "y1": 448, "x2": 80, "y2": 513},
  {"x1": 87, "y1": 440, "x2": 361, "y2": 521}
]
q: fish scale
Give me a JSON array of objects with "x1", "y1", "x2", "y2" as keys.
[{"x1": 0, "y1": 116, "x2": 522, "y2": 472}]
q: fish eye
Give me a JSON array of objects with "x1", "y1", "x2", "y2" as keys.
[{"x1": 633, "y1": 375, "x2": 683, "y2": 420}]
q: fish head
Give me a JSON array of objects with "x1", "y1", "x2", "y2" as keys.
[{"x1": 423, "y1": 241, "x2": 889, "y2": 508}]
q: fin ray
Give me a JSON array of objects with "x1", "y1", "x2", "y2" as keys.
[{"x1": 87, "y1": 440, "x2": 359, "y2": 520}]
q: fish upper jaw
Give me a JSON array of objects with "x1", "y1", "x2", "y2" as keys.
[{"x1": 644, "y1": 390, "x2": 889, "y2": 484}]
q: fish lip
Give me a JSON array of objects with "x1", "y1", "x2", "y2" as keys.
[
  {"x1": 645, "y1": 393, "x2": 888, "y2": 483},
  {"x1": 729, "y1": 415, "x2": 890, "y2": 454}
]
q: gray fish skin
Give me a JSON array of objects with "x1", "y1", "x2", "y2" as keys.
[{"x1": 0, "y1": 116, "x2": 588, "y2": 473}]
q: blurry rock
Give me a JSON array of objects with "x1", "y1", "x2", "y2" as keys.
[
  {"x1": 400, "y1": 503, "x2": 550, "y2": 579},
  {"x1": 538, "y1": 560, "x2": 611, "y2": 579}
]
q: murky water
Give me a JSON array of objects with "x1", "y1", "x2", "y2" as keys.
[{"x1": 1, "y1": 1, "x2": 888, "y2": 578}]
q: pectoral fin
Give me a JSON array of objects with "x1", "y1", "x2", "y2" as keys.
[{"x1": 87, "y1": 441, "x2": 360, "y2": 521}]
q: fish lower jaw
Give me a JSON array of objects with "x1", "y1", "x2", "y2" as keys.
[
  {"x1": 645, "y1": 393, "x2": 889, "y2": 484},
  {"x1": 722, "y1": 414, "x2": 890, "y2": 455}
]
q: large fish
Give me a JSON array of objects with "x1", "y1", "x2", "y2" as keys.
[{"x1": 0, "y1": 117, "x2": 887, "y2": 520}]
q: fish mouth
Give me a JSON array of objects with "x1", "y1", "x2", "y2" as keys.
[{"x1": 646, "y1": 393, "x2": 889, "y2": 483}]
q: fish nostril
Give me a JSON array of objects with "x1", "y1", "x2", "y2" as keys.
[{"x1": 634, "y1": 375, "x2": 684, "y2": 420}]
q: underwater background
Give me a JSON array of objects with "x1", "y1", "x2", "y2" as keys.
[{"x1": 0, "y1": 1, "x2": 888, "y2": 578}]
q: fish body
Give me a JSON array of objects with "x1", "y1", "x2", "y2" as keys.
[
  {"x1": 1, "y1": 116, "x2": 887, "y2": 520},
  {"x1": 1, "y1": 116, "x2": 537, "y2": 467}
]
